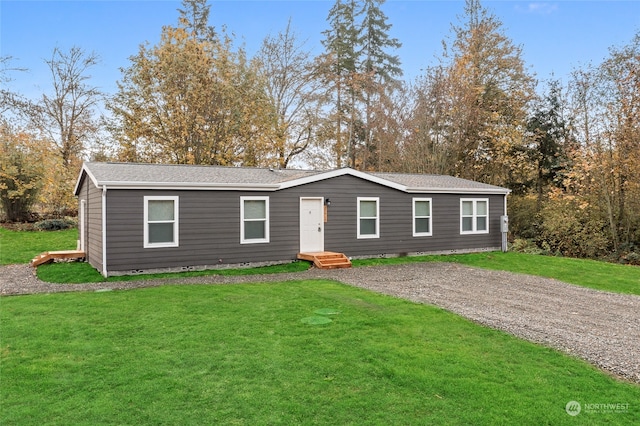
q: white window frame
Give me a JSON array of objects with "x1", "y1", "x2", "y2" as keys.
[
  {"x1": 144, "y1": 196, "x2": 179, "y2": 248},
  {"x1": 412, "y1": 198, "x2": 433, "y2": 237},
  {"x1": 460, "y1": 198, "x2": 489, "y2": 234},
  {"x1": 357, "y1": 197, "x2": 380, "y2": 239},
  {"x1": 240, "y1": 196, "x2": 270, "y2": 244}
]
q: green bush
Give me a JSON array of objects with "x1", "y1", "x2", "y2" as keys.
[
  {"x1": 507, "y1": 194, "x2": 544, "y2": 240},
  {"x1": 539, "y1": 196, "x2": 611, "y2": 258},
  {"x1": 34, "y1": 218, "x2": 77, "y2": 231},
  {"x1": 509, "y1": 238, "x2": 547, "y2": 255}
]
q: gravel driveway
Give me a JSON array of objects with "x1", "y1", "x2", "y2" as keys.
[{"x1": 1, "y1": 262, "x2": 639, "y2": 384}]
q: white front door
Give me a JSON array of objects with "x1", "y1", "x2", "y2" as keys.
[{"x1": 300, "y1": 198, "x2": 324, "y2": 253}]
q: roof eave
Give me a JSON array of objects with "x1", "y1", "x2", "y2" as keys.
[
  {"x1": 406, "y1": 187, "x2": 511, "y2": 195},
  {"x1": 95, "y1": 182, "x2": 281, "y2": 191}
]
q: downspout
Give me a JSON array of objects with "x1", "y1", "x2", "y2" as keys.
[
  {"x1": 102, "y1": 185, "x2": 108, "y2": 277},
  {"x1": 502, "y1": 193, "x2": 509, "y2": 252}
]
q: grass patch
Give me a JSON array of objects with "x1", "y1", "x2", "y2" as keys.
[
  {"x1": 1, "y1": 281, "x2": 638, "y2": 424},
  {"x1": 353, "y1": 251, "x2": 640, "y2": 295},
  {"x1": 36, "y1": 260, "x2": 311, "y2": 284},
  {"x1": 35, "y1": 262, "x2": 107, "y2": 283},
  {"x1": 0, "y1": 227, "x2": 78, "y2": 265}
]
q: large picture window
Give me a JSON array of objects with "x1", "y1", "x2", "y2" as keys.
[
  {"x1": 241, "y1": 196, "x2": 269, "y2": 244},
  {"x1": 460, "y1": 199, "x2": 489, "y2": 234},
  {"x1": 144, "y1": 196, "x2": 179, "y2": 248},
  {"x1": 413, "y1": 198, "x2": 432, "y2": 237},
  {"x1": 357, "y1": 197, "x2": 379, "y2": 239}
]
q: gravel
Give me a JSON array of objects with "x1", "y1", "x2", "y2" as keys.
[{"x1": 1, "y1": 262, "x2": 639, "y2": 384}]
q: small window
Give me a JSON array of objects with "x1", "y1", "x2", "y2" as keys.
[
  {"x1": 241, "y1": 196, "x2": 269, "y2": 244},
  {"x1": 357, "y1": 197, "x2": 379, "y2": 239},
  {"x1": 460, "y1": 199, "x2": 489, "y2": 234},
  {"x1": 413, "y1": 198, "x2": 432, "y2": 237},
  {"x1": 144, "y1": 196, "x2": 179, "y2": 248}
]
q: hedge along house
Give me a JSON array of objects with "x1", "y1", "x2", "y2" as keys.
[{"x1": 74, "y1": 162, "x2": 511, "y2": 277}]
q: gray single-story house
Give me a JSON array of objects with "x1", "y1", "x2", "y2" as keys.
[{"x1": 74, "y1": 162, "x2": 510, "y2": 276}]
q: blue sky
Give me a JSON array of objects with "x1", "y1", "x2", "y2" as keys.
[{"x1": 1, "y1": 0, "x2": 639, "y2": 100}]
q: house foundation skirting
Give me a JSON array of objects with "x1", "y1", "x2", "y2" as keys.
[
  {"x1": 105, "y1": 259, "x2": 298, "y2": 277},
  {"x1": 348, "y1": 246, "x2": 502, "y2": 261},
  {"x1": 103, "y1": 247, "x2": 501, "y2": 277}
]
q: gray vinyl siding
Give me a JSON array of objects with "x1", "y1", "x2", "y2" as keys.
[
  {"x1": 105, "y1": 189, "x2": 300, "y2": 272},
  {"x1": 102, "y1": 175, "x2": 504, "y2": 273},
  {"x1": 285, "y1": 175, "x2": 503, "y2": 256},
  {"x1": 77, "y1": 177, "x2": 103, "y2": 273}
]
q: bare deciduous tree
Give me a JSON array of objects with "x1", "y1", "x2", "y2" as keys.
[
  {"x1": 256, "y1": 20, "x2": 326, "y2": 169},
  {"x1": 30, "y1": 46, "x2": 102, "y2": 168}
]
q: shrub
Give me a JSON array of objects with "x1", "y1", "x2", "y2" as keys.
[
  {"x1": 615, "y1": 243, "x2": 640, "y2": 265},
  {"x1": 509, "y1": 238, "x2": 547, "y2": 255},
  {"x1": 539, "y1": 195, "x2": 611, "y2": 259},
  {"x1": 0, "y1": 136, "x2": 44, "y2": 222},
  {"x1": 620, "y1": 251, "x2": 640, "y2": 265},
  {"x1": 34, "y1": 218, "x2": 77, "y2": 231},
  {"x1": 507, "y1": 195, "x2": 541, "y2": 240}
]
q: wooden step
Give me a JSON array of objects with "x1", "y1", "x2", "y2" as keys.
[
  {"x1": 31, "y1": 250, "x2": 86, "y2": 267},
  {"x1": 297, "y1": 252, "x2": 352, "y2": 269}
]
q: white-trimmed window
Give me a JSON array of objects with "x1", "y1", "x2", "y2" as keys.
[
  {"x1": 241, "y1": 196, "x2": 269, "y2": 244},
  {"x1": 413, "y1": 198, "x2": 432, "y2": 237},
  {"x1": 144, "y1": 196, "x2": 179, "y2": 248},
  {"x1": 357, "y1": 197, "x2": 379, "y2": 239},
  {"x1": 460, "y1": 199, "x2": 489, "y2": 234}
]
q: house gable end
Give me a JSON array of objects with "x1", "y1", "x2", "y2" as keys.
[
  {"x1": 73, "y1": 164, "x2": 101, "y2": 196},
  {"x1": 277, "y1": 168, "x2": 407, "y2": 192}
]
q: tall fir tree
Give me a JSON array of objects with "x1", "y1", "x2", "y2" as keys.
[
  {"x1": 320, "y1": 0, "x2": 361, "y2": 167},
  {"x1": 359, "y1": 0, "x2": 401, "y2": 84},
  {"x1": 526, "y1": 79, "x2": 573, "y2": 203},
  {"x1": 320, "y1": 0, "x2": 401, "y2": 169},
  {"x1": 358, "y1": 0, "x2": 402, "y2": 169}
]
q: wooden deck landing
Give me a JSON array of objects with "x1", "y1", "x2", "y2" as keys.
[
  {"x1": 297, "y1": 251, "x2": 352, "y2": 269},
  {"x1": 31, "y1": 250, "x2": 86, "y2": 267}
]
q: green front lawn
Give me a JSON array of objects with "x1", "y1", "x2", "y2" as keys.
[
  {"x1": 0, "y1": 227, "x2": 78, "y2": 265},
  {"x1": 35, "y1": 260, "x2": 311, "y2": 283},
  {"x1": 2, "y1": 281, "x2": 638, "y2": 425}
]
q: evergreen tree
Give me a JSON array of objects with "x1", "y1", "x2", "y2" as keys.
[
  {"x1": 319, "y1": 0, "x2": 401, "y2": 169},
  {"x1": 359, "y1": 0, "x2": 401, "y2": 84},
  {"x1": 526, "y1": 79, "x2": 573, "y2": 202},
  {"x1": 320, "y1": 0, "x2": 361, "y2": 167},
  {"x1": 358, "y1": 0, "x2": 402, "y2": 169},
  {"x1": 177, "y1": 0, "x2": 216, "y2": 42}
]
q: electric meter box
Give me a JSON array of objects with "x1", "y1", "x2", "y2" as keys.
[{"x1": 500, "y1": 215, "x2": 509, "y2": 233}]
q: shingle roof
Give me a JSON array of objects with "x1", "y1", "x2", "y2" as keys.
[
  {"x1": 76, "y1": 162, "x2": 510, "y2": 194},
  {"x1": 81, "y1": 162, "x2": 320, "y2": 186},
  {"x1": 371, "y1": 172, "x2": 508, "y2": 192}
]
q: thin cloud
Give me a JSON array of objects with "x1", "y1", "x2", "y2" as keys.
[{"x1": 517, "y1": 3, "x2": 559, "y2": 15}]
